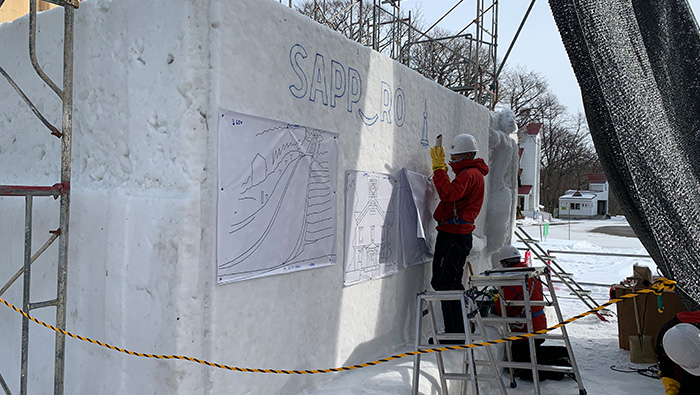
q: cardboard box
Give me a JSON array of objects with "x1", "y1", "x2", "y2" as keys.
[{"x1": 614, "y1": 285, "x2": 687, "y2": 350}]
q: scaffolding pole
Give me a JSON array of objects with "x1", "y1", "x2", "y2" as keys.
[
  {"x1": 0, "y1": 1, "x2": 76, "y2": 394},
  {"x1": 297, "y1": 0, "x2": 500, "y2": 107}
]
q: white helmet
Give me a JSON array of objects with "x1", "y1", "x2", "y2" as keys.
[
  {"x1": 447, "y1": 134, "x2": 478, "y2": 154},
  {"x1": 663, "y1": 323, "x2": 700, "y2": 376},
  {"x1": 497, "y1": 245, "x2": 521, "y2": 262}
]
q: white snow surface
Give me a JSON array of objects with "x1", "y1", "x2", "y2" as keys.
[
  {"x1": 303, "y1": 218, "x2": 665, "y2": 394},
  {"x1": 0, "y1": 1, "x2": 519, "y2": 394}
]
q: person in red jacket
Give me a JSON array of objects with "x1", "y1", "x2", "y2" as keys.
[
  {"x1": 655, "y1": 311, "x2": 700, "y2": 395},
  {"x1": 429, "y1": 133, "x2": 489, "y2": 337},
  {"x1": 493, "y1": 245, "x2": 547, "y2": 333},
  {"x1": 493, "y1": 245, "x2": 570, "y2": 380}
]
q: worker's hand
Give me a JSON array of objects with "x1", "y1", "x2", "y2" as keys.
[
  {"x1": 430, "y1": 146, "x2": 447, "y2": 172},
  {"x1": 492, "y1": 293, "x2": 500, "y2": 303},
  {"x1": 662, "y1": 377, "x2": 680, "y2": 395}
]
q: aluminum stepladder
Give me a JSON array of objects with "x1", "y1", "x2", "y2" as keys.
[
  {"x1": 412, "y1": 290, "x2": 508, "y2": 395},
  {"x1": 514, "y1": 225, "x2": 610, "y2": 321},
  {"x1": 469, "y1": 266, "x2": 587, "y2": 395}
]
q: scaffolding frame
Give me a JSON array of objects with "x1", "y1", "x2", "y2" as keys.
[
  {"x1": 293, "y1": 0, "x2": 500, "y2": 108},
  {"x1": 0, "y1": 1, "x2": 77, "y2": 394}
]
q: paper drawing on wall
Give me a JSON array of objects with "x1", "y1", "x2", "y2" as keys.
[
  {"x1": 217, "y1": 109, "x2": 338, "y2": 284},
  {"x1": 344, "y1": 171, "x2": 399, "y2": 286},
  {"x1": 398, "y1": 168, "x2": 439, "y2": 267}
]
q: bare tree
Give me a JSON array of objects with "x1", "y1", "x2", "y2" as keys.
[
  {"x1": 293, "y1": 0, "x2": 494, "y2": 104},
  {"x1": 498, "y1": 66, "x2": 550, "y2": 127},
  {"x1": 294, "y1": 0, "x2": 403, "y2": 49},
  {"x1": 405, "y1": 27, "x2": 478, "y2": 85}
]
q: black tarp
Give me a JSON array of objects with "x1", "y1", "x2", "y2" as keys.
[{"x1": 549, "y1": 0, "x2": 700, "y2": 310}]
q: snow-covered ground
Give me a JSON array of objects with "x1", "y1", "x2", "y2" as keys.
[{"x1": 303, "y1": 217, "x2": 666, "y2": 394}]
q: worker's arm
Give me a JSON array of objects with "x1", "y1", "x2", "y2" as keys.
[{"x1": 433, "y1": 170, "x2": 471, "y2": 202}]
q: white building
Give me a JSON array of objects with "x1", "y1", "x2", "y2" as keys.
[
  {"x1": 558, "y1": 173, "x2": 610, "y2": 219},
  {"x1": 517, "y1": 122, "x2": 542, "y2": 218}
]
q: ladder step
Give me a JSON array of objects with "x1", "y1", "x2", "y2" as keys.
[
  {"x1": 495, "y1": 300, "x2": 553, "y2": 307},
  {"x1": 499, "y1": 362, "x2": 576, "y2": 373},
  {"x1": 419, "y1": 291, "x2": 467, "y2": 301},
  {"x1": 521, "y1": 238, "x2": 539, "y2": 243},
  {"x1": 480, "y1": 317, "x2": 529, "y2": 324},
  {"x1": 570, "y1": 289, "x2": 592, "y2": 295},
  {"x1": 418, "y1": 344, "x2": 464, "y2": 351},
  {"x1": 28, "y1": 299, "x2": 58, "y2": 310},
  {"x1": 539, "y1": 255, "x2": 556, "y2": 260},
  {"x1": 554, "y1": 272, "x2": 574, "y2": 278},
  {"x1": 457, "y1": 330, "x2": 567, "y2": 343},
  {"x1": 444, "y1": 373, "x2": 503, "y2": 381},
  {"x1": 434, "y1": 333, "x2": 466, "y2": 341},
  {"x1": 501, "y1": 333, "x2": 566, "y2": 341}
]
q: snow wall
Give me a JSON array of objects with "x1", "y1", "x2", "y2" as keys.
[{"x1": 0, "y1": 0, "x2": 519, "y2": 393}]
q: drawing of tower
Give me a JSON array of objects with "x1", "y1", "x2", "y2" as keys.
[
  {"x1": 421, "y1": 99, "x2": 429, "y2": 146},
  {"x1": 304, "y1": 129, "x2": 321, "y2": 156}
]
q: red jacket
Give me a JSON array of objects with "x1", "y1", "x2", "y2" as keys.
[
  {"x1": 432, "y1": 158, "x2": 489, "y2": 234},
  {"x1": 493, "y1": 262, "x2": 548, "y2": 332}
]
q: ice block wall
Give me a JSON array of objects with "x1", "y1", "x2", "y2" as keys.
[{"x1": 0, "y1": 0, "x2": 518, "y2": 393}]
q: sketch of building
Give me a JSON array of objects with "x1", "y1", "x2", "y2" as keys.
[{"x1": 344, "y1": 171, "x2": 399, "y2": 285}]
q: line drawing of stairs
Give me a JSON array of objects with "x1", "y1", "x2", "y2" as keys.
[{"x1": 286, "y1": 132, "x2": 336, "y2": 264}]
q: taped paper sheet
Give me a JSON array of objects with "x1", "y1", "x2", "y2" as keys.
[
  {"x1": 217, "y1": 109, "x2": 338, "y2": 284},
  {"x1": 398, "y1": 168, "x2": 439, "y2": 267},
  {"x1": 344, "y1": 171, "x2": 399, "y2": 285}
]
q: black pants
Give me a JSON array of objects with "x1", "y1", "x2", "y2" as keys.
[
  {"x1": 511, "y1": 340, "x2": 570, "y2": 381},
  {"x1": 511, "y1": 338, "x2": 546, "y2": 362},
  {"x1": 430, "y1": 230, "x2": 473, "y2": 334}
]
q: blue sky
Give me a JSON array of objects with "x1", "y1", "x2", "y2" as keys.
[{"x1": 411, "y1": 0, "x2": 700, "y2": 115}]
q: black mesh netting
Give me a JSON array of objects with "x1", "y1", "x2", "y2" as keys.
[{"x1": 549, "y1": 0, "x2": 700, "y2": 310}]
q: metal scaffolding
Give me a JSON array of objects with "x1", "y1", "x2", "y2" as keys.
[
  {"x1": 0, "y1": 1, "x2": 78, "y2": 394},
  {"x1": 293, "y1": 0, "x2": 500, "y2": 108}
]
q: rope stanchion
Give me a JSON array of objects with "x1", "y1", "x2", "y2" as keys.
[{"x1": 0, "y1": 278, "x2": 677, "y2": 375}]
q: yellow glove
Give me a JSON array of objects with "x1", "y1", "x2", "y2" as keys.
[
  {"x1": 662, "y1": 377, "x2": 680, "y2": 395},
  {"x1": 430, "y1": 146, "x2": 447, "y2": 172}
]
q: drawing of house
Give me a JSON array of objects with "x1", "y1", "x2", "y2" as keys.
[{"x1": 350, "y1": 176, "x2": 395, "y2": 273}]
